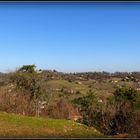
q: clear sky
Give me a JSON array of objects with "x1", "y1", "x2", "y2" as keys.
[{"x1": 0, "y1": 2, "x2": 140, "y2": 73}]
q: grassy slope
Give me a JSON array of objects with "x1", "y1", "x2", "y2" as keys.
[
  {"x1": 0, "y1": 112, "x2": 104, "y2": 138},
  {"x1": 47, "y1": 79, "x2": 138, "y2": 98},
  {"x1": 46, "y1": 80, "x2": 91, "y2": 101},
  {"x1": 47, "y1": 80, "x2": 89, "y2": 91},
  {"x1": 46, "y1": 80, "x2": 115, "y2": 100}
]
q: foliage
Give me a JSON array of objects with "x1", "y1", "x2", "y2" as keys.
[
  {"x1": 114, "y1": 87, "x2": 137, "y2": 102},
  {"x1": 10, "y1": 65, "x2": 49, "y2": 117},
  {"x1": 109, "y1": 87, "x2": 139, "y2": 135},
  {"x1": 11, "y1": 72, "x2": 41, "y2": 100},
  {"x1": 0, "y1": 90, "x2": 34, "y2": 116},
  {"x1": 73, "y1": 87, "x2": 140, "y2": 137},
  {"x1": 45, "y1": 98, "x2": 80, "y2": 120},
  {"x1": 1, "y1": 66, "x2": 140, "y2": 137},
  {"x1": 17, "y1": 64, "x2": 36, "y2": 73},
  {"x1": 73, "y1": 90, "x2": 103, "y2": 127}
]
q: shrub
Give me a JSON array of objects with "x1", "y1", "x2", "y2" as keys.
[
  {"x1": 45, "y1": 98, "x2": 80, "y2": 120},
  {"x1": 75, "y1": 90, "x2": 81, "y2": 94},
  {"x1": 0, "y1": 89, "x2": 34, "y2": 116},
  {"x1": 73, "y1": 87, "x2": 140, "y2": 137},
  {"x1": 9, "y1": 65, "x2": 50, "y2": 117}
]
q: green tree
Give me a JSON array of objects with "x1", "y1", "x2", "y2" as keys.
[
  {"x1": 114, "y1": 87, "x2": 137, "y2": 103},
  {"x1": 10, "y1": 65, "x2": 48, "y2": 117},
  {"x1": 17, "y1": 64, "x2": 36, "y2": 73},
  {"x1": 73, "y1": 90, "x2": 104, "y2": 128},
  {"x1": 105, "y1": 87, "x2": 138, "y2": 135},
  {"x1": 73, "y1": 87, "x2": 140, "y2": 136}
]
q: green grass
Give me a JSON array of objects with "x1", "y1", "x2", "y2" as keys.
[
  {"x1": 47, "y1": 80, "x2": 89, "y2": 91},
  {"x1": 46, "y1": 79, "x2": 117, "y2": 101},
  {"x1": 0, "y1": 112, "x2": 104, "y2": 138},
  {"x1": 46, "y1": 80, "x2": 91, "y2": 101}
]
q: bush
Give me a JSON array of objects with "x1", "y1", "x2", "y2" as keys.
[
  {"x1": 10, "y1": 72, "x2": 40, "y2": 100},
  {"x1": 75, "y1": 90, "x2": 81, "y2": 94},
  {"x1": 45, "y1": 98, "x2": 80, "y2": 120},
  {"x1": 73, "y1": 87, "x2": 140, "y2": 137},
  {"x1": 114, "y1": 87, "x2": 137, "y2": 102},
  {"x1": 0, "y1": 89, "x2": 34, "y2": 116},
  {"x1": 9, "y1": 65, "x2": 50, "y2": 117}
]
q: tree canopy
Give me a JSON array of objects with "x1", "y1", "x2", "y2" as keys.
[{"x1": 17, "y1": 65, "x2": 36, "y2": 73}]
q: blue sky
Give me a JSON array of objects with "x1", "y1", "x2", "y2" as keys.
[{"x1": 0, "y1": 2, "x2": 140, "y2": 73}]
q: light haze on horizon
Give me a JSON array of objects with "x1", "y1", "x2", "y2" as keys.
[{"x1": 0, "y1": 2, "x2": 140, "y2": 73}]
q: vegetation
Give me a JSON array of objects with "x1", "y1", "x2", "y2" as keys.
[
  {"x1": 0, "y1": 65, "x2": 140, "y2": 137},
  {"x1": 0, "y1": 112, "x2": 103, "y2": 138},
  {"x1": 73, "y1": 87, "x2": 140, "y2": 137},
  {"x1": 17, "y1": 64, "x2": 36, "y2": 73}
]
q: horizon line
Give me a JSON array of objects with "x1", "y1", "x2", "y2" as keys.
[{"x1": 1, "y1": 68, "x2": 140, "y2": 74}]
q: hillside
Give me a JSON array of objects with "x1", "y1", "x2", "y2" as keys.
[
  {"x1": 0, "y1": 66, "x2": 139, "y2": 138},
  {"x1": 0, "y1": 112, "x2": 104, "y2": 138}
]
